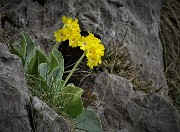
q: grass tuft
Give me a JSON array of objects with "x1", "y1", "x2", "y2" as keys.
[
  {"x1": 98, "y1": 36, "x2": 154, "y2": 93},
  {"x1": 160, "y1": 0, "x2": 180, "y2": 111}
]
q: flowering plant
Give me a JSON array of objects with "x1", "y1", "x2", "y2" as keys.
[
  {"x1": 54, "y1": 16, "x2": 105, "y2": 69},
  {"x1": 11, "y1": 16, "x2": 103, "y2": 132}
]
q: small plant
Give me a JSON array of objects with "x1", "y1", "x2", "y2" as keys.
[
  {"x1": 54, "y1": 16, "x2": 104, "y2": 69},
  {"x1": 99, "y1": 37, "x2": 154, "y2": 93},
  {"x1": 11, "y1": 15, "x2": 103, "y2": 131},
  {"x1": 160, "y1": 0, "x2": 180, "y2": 111}
]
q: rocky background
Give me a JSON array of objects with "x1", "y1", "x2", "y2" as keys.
[{"x1": 0, "y1": 0, "x2": 180, "y2": 132}]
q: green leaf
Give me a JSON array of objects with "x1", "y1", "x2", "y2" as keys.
[
  {"x1": 21, "y1": 32, "x2": 36, "y2": 71},
  {"x1": 48, "y1": 79, "x2": 64, "y2": 100},
  {"x1": 20, "y1": 32, "x2": 27, "y2": 57},
  {"x1": 48, "y1": 51, "x2": 59, "y2": 74},
  {"x1": 73, "y1": 109, "x2": 102, "y2": 132},
  {"x1": 48, "y1": 48, "x2": 64, "y2": 80},
  {"x1": 55, "y1": 79, "x2": 64, "y2": 93},
  {"x1": 48, "y1": 66, "x2": 63, "y2": 82},
  {"x1": 28, "y1": 49, "x2": 48, "y2": 75},
  {"x1": 52, "y1": 48, "x2": 64, "y2": 71},
  {"x1": 60, "y1": 86, "x2": 84, "y2": 119},
  {"x1": 11, "y1": 44, "x2": 25, "y2": 65},
  {"x1": 38, "y1": 63, "x2": 63, "y2": 95},
  {"x1": 38, "y1": 63, "x2": 48, "y2": 78}
]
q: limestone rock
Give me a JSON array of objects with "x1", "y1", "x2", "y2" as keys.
[
  {"x1": 0, "y1": 43, "x2": 32, "y2": 132},
  {"x1": 0, "y1": 1, "x2": 179, "y2": 131},
  {"x1": 0, "y1": 0, "x2": 167, "y2": 95},
  {"x1": 32, "y1": 97, "x2": 70, "y2": 132},
  {"x1": 90, "y1": 72, "x2": 180, "y2": 132},
  {"x1": 0, "y1": 43, "x2": 70, "y2": 131}
]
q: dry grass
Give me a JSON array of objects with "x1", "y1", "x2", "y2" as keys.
[
  {"x1": 98, "y1": 36, "x2": 154, "y2": 93},
  {"x1": 160, "y1": 0, "x2": 180, "y2": 111}
]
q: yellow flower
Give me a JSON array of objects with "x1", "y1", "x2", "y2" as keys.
[
  {"x1": 85, "y1": 43, "x2": 104, "y2": 69},
  {"x1": 78, "y1": 36, "x2": 88, "y2": 51},
  {"x1": 54, "y1": 16, "x2": 81, "y2": 43},
  {"x1": 79, "y1": 33, "x2": 101, "y2": 51},
  {"x1": 78, "y1": 32, "x2": 104, "y2": 69},
  {"x1": 68, "y1": 32, "x2": 81, "y2": 48},
  {"x1": 54, "y1": 16, "x2": 105, "y2": 69},
  {"x1": 62, "y1": 16, "x2": 71, "y2": 24},
  {"x1": 62, "y1": 16, "x2": 80, "y2": 33},
  {"x1": 54, "y1": 28, "x2": 69, "y2": 42},
  {"x1": 87, "y1": 54, "x2": 102, "y2": 69},
  {"x1": 94, "y1": 43, "x2": 105, "y2": 56}
]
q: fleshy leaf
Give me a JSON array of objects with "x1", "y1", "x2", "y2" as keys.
[
  {"x1": 73, "y1": 109, "x2": 102, "y2": 132},
  {"x1": 28, "y1": 49, "x2": 48, "y2": 75},
  {"x1": 21, "y1": 32, "x2": 36, "y2": 72},
  {"x1": 38, "y1": 63, "x2": 48, "y2": 78},
  {"x1": 60, "y1": 85, "x2": 83, "y2": 119}
]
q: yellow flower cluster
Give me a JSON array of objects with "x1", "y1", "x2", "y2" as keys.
[
  {"x1": 54, "y1": 16, "x2": 105, "y2": 69},
  {"x1": 54, "y1": 16, "x2": 81, "y2": 47}
]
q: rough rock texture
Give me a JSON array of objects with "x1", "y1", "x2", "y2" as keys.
[
  {"x1": 0, "y1": 1, "x2": 180, "y2": 132},
  {"x1": 86, "y1": 72, "x2": 180, "y2": 132},
  {"x1": 84, "y1": 73, "x2": 180, "y2": 132},
  {"x1": 0, "y1": 43, "x2": 70, "y2": 132},
  {"x1": 32, "y1": 97, "x2": 70, "y2": 132},
  {"x1": 0, "y1": 43, "x2": 32, "y2": 132},
  {"x1": 0, "y1": 0, "x2": 167, "y2": 95}
]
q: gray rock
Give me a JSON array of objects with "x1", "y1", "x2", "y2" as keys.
[
  {"x1": 32, "y1": 96, "x2": 70, "y2": 132},
  {"x1": 0, "y1": 43, "x2": 32, "y2": 132},
  {"x1": 1, "y1": 1, "x2": 179, "y2": 132},
  {"x1": 90, "y1": 72, "x2": 180, "y2": 132},
  {"x1": 118, "y1": 128, "x2": 129, "y2": 132},
  {"x1": 0, "y1": 0, "x2": 167, "y2": 95},
  {"x1": 0, "y1": 43, "x2": 70, "y2": 131}
]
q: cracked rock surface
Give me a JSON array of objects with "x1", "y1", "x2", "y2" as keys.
[
  {"x1": 0, "y1": 43, "x2": 32, "y2": 132},
  {"x1": 1, "y1": 0, "x2": 167, "y2": 96},
  {"x1": 0, "y1": 43, "x2": 70, "y2": 132},
  {"x1": 83, "y1": 72, "x2": 180, "y2": 132}
]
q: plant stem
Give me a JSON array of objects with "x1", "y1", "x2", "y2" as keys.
[{"x1": 62, "y1": 52, "x2": 85, "y2": 88}]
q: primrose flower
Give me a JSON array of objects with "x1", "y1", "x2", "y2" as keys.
[
  {"x1": 78, "y1": 33, "x2": 100, "y2": 51},
  {"x1": 78, "y1": 33, "x2": 104, "y2": 68},
  {"x1": 78, "y1": 36, "x2": 88, "y2": 51},
  {"x1": 62, "y1": 16, "x2": 80, "y2": 33},
  {"x1": 68, "y1": 33, "x2": 81, "y2": 47},
  {"x1": 86, "y1": 44, "x2": 104, "y2": 69},
  {"x1": 54, "y1": 28, "x2": 69, "y2": 42},
  {"x1": 54, "y1": 16, "x2": 81, "y2": 45},
  {"x1": 87, "y1": 55, "x2": 102, "y2": 69},
  {"x1": 54, "y1": 16, "x2": 105, "y2": 69}
]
